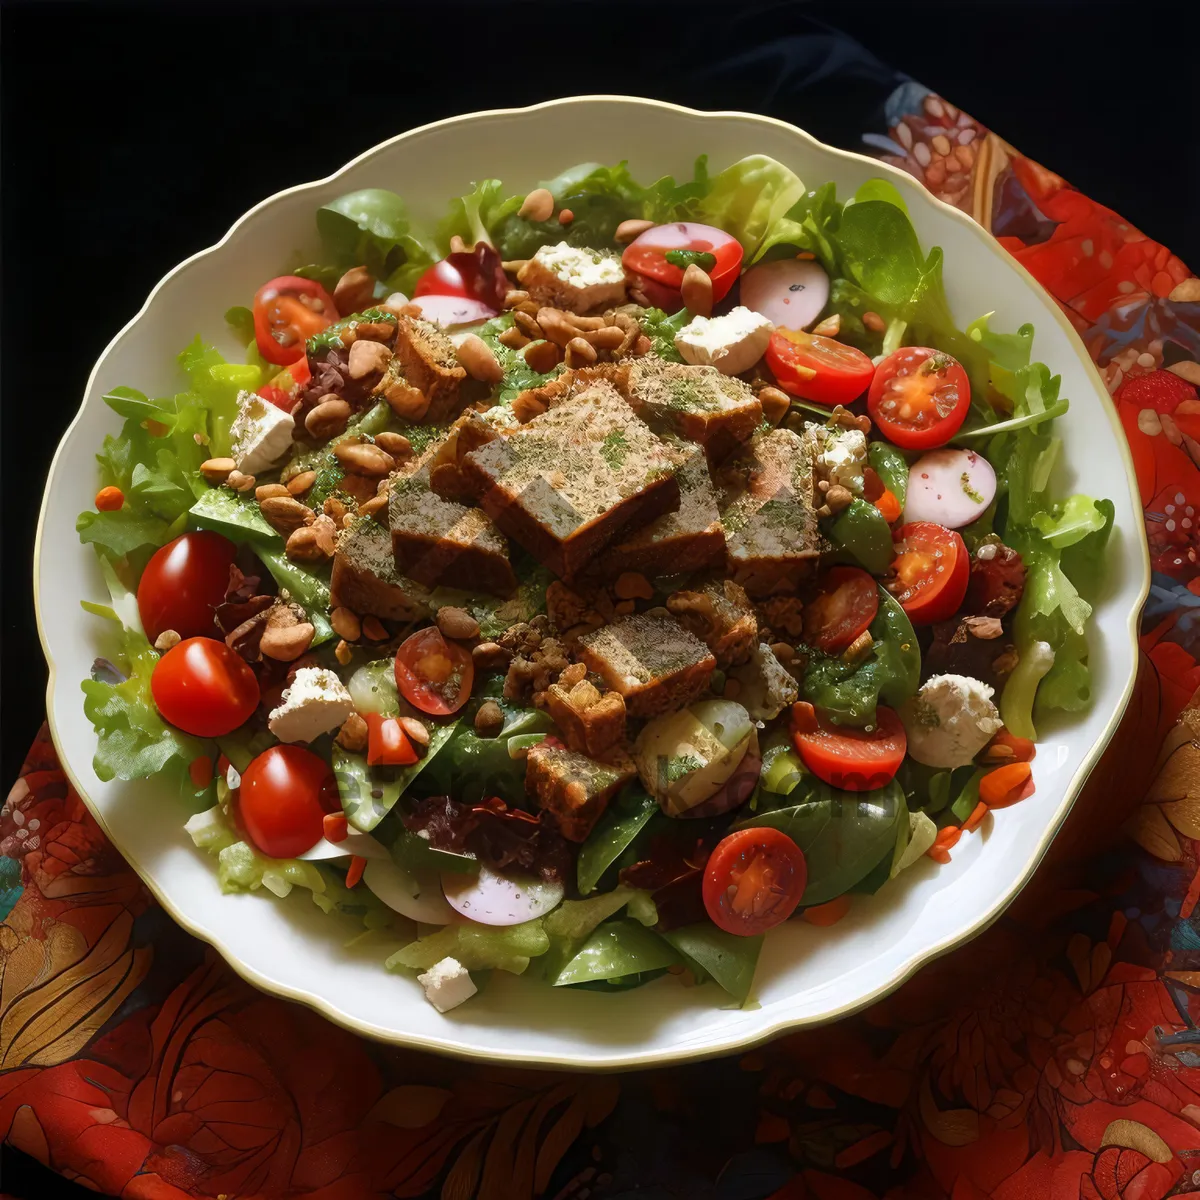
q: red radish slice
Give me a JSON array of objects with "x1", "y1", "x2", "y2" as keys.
[
  {"x1": 441, "y1": 865, "x2": 564, "y2": 926},
  {"x1": 363, "y1": 859, "x2": 455, "y2": 924},
  {"x1": 740, "y1": 259, "x2": 830, "y2": 331},
  {"x1": 904, "y1": 448, "x2": 997, "y2": 528},
  {"x1": 409, "y1": 294, "x2": 497, "y2": 327}
]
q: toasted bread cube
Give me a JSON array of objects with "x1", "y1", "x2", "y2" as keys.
[
  {"x1": 719, "y1": 428, "x2": 826, "y2": 596},
  {"x1": 525, "y1": 736, "x2": 636, "y2": 842},
  {"x1": 545, "y1": 680, "x2": 627, "y2": 757},
  {"x1": 403, "y1": 409, "x2": 501, "y2": 504},
  {"x1": 460, "y1": 383, "x2": 681, "y2": 580},
  {"x1": 390, "y1": 316, "x2": 467, "y2": 421},
  {"x1": 666, "y1": 578, "x2": 758, "y2": 668},
  {"x1": 514, "y1": 362, "x2": 633, "y2": 421},
  {"x1": 516, "y1": 243, "x2": 628, "y2": 315},
  {"x1": 330, "y1": 517, "x2": 431, "y2": 621},
  {"x1": 389, "y1": 463, "x2": 516, "y2": 595},
  {"x1": 598, "y1": 441, "x2": 725, "y2": 577},
  {"x1": 578, "y1": 613, "x2": 715, "y2": 718},
  {"x1": 626, "y1": 359, "x2": 763, "y2": 464}
]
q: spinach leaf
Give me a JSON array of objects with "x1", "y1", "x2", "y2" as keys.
[
  {"x1": 577, "y1": 784, "x2": 658, "y2": 894},
  {"x1": 662, "y1": 925, "x2": 762, "y2": 1004},
  {"x1": 552, "y1": 920, "x2": 681, "y2": 987}
]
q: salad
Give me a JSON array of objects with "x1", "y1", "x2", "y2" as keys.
[{"x1": 77, "y1": 153, "x2": 1113, "y2": 1012}]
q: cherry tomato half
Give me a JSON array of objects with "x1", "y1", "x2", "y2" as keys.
[
  {"x1": 703, "y1": 827, "x2": 808, "y2": 936},
  {"x1": 253, "y1": 275, "x2": 338, "y2": 366},
  {"x1": 765, "y1": 329, "x2": 875, "y2": 406},
  {"x1": 887, "y1": 521, "x2": 969, "y2": 625},
  {"x1": 413, "y1": 243, "x2": 509, "y2": 310},
  {"x1": 365, "y1": 713, "x2": 419, "y2": 766},
  {"x1": 622, "y1": 222, "x2": 744, "y2": 307},
  {"x1": 394, "y1": 627, "x2": 474, "y2": 716},
  {"x1": 415, "y1": 258, "x2": 474, "y2": 299},
  {"x1": 803, "y1": 567, "x2": 879, "y2": 654},
  {"x1": 237, "y1": 745, "x2": 338, "y2": 859},
  {"x1": 151, "y1": 637, "x2": 260, "y2": 738},
  {"x1": 137, "y1": 531, "x2": 236, "y2": 642},
  {"x1": 791, "y1": 703, "x2": 907, "y2": 792},
  {"x1": 868, "y1": 346, "x2": 971, "y2": 449}
]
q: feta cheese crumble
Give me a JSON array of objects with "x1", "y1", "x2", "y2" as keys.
[
  {"x1": 268, "y1": 667, "x2": 355, "y2": 744},
  {"x1": 674, "y1": 306, "x2": 774, "y2": 375},
  {"x1": 901, "y1": 673, "x2": 1003, "y2": 769},
  {"x1": 417, "y1": 956, "x2": 477, "y2": 1012},
  {"x1": 230, "y1": 389, "x2": 295, "y2": 478},
  {"x1": 532, "y1": 241, "x2": 625, "y2": 289}
]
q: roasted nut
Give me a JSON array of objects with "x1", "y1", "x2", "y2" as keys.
[
  {"x1": 333, "y1": 266, "x2": 376, "y2": 316},
  {"x1": 613, "y1": 599, "x2": 636, "y2": 615},
  {"x1": 282, "y1": 472, "x2": 314, "y2": 500},
  {"x1": 769, "y1": 641, "x2": 795, "y2": 664},
  {"x1": 502, "y1": 261, "x2": 529, "y2": 276},
  {"x1": 614, "y1": 571, "x2": 655, "y2": 600},
  {"x1": 564, "y1": 337, "x2": 598, "y2": 369},
  {"x1": 615, "y1": 218, "x2": 655, "y2": 243},
  {"x1": 513, "y1": 310, "x2": 542, "y2": 339},
  {"x1": 518, "y1": 187, "x2": 554, "y2": 222},
  {"x1": 311, "y1": 514, "x2": 338, "y2": 556},
  {"x1": 963, "y1": 616, "x2": 1005, "y2": 640},
  {"x1": 558, "y1": 208, "x2": 574, "y2": 225},
  {"x1": 829, "y1": 405, "x2": 872, "y2": 434},
  {"x1": 758, "y1": 386, "x2": 792, "y2": 424},
  {"x1": 331, "y1": 607, "x2": 362, "y2": 641},
  {"x1": 336, "y1": 712, "x2": 369, "y2": 752},
  {"x1": 381, "y1": 377, "x2": 430, "y2": 421},
  {"x1": 498, "y1": 325, "x2": 530, "y2": 350},
  {"x1": 631, "y1": 334, "x2": 652, "y2": 357},
  {"x1": 824, "y1": 484, "x2": 854, "y2": 514},
  {"x1": 226, "y1": 470, "x2": 256, "y2": 493},
  {"x1": 472, "y1": 641, "x2": 512, "y2": 671},
  {"x1": 536, "y1": 307, "x2": 581, "y2": 348},
  {"x1": 457, "y1": 334, "x2": 503, "y2": 383},
  {"x1": 361, "y1": 615, "x2": 387, "y2": 641},
  {"x1": 323, "y1": 495, "x2": 350, "y2": 525},
  {"x1": 557, "y1": 662, "x2": 587, "y2": 688},
  {"x1": 511, "y1": 391, "x2": 548, "y2": 423},
  {"x1": 260, "y1": 495, "x2": 316, "y2": 533},
  {"x1": 347, "y1": 338, "x2": 392, "y2": 380},
  {"x1": 334, "y1": 638, "x2": 353, "y2": 666},
  {"x1": 334, "y1": 440, "x2": 395, "y2": 476},
  {"x1": 398, "y1": 715, "x2": 430, "y2": 747},
  {"x1": 154, "y1": 629, "x2": 181, "y2": 652},
  {"x1": 358, "y1": 492, "x2": 388, "y2": 520},
  {"x1": 260, "y1": 620, "x2": 315, "y2": 661},
  {"x1": 504, "y1": 288, "x2": 532, "y2": 310},
  {"x1": 586, "y1": 325, "x2": 626, "y2": 351},
  {"x1": 522, "y1": 340, "x2": 560, "y2": 373},
  {"x1": 355, "y1": 321, "x2": 395, "y2": 343},
  {"x1": 862, "y1": 311, "x2": 886, "y2": 333},
  {"x1": 285, "y1": 526, "x2": 326, "y2": 561},
  {"x1": 255, "y1": 483, "x2": 290, "y2": 501},
  {"x1": 306, "y1": 397, "x2": 352, "y2": 440},
  {"x1": 811, "y1": 313, "x2": 842, "y2": 338},
  {"x1": 374, "y1": 431, "x2": 413, "y2": 460},
  {"x1": 474, "y1": 699, "x2": 505, "y2": 737},
  {"x1": 340, "y1": 473, "x2": 378, "y2": 504},
  {"x1": 681, "y1": 264, "x2": 713, "y2": 317},
  {"x1": 436, "y1": 605, "x2": 480, "y2": 640},
  {"x1": 201, "y1": 457, "x2": 236, "y2": 484}
]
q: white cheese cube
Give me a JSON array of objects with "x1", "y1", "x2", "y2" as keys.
[
  {"x1": 416, "y1": 956, "x2": 477, "y2": 1012},
  {"x1": 268, "y1": 667, "x2": 355, "y2": 744},
  {"x1": 674, "y1": 306, "x2": 775, "y2": 375},
  {"x1": 230, "y1": 389, "x2": 295, "y2": 477},
  {"x1": 810, "y1": 423, "x2": 868, "y2": 494},
  {"x1": 901, "y1": 673, "x2": 1003, "y2": 769}
]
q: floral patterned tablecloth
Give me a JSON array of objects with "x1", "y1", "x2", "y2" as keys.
[{"x1": 3, "y1": 84, "x2": 1200, "y2": 1200}]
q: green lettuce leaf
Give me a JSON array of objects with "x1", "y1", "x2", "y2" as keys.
[
  {"x1": 317, "y1": 188, "x2": 437, "y2": 292},
  {"x1": 387, "y1": 919, "x2": 549, "y2": 975},
  {"x1": 695, "y1": 154, "x2": 806, "y2": 257},
  {"x1": 437, "y1": 178, "x2": 524, "y2": 252}
]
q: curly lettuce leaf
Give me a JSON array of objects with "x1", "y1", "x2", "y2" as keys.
[
  {"x1": 437, "y1": 178, "x2": 524, "y2": 253},
  {"x1": 640, "y1": 307, "x2": 689, "y2": 362},
  {"x1": 316, "y1": 188, "x2": 437, "y2": 293},
  {"x1": 695, "y1": 154, "x2": 805, "y2": 257},
  {"x1": 387, "y1": 919, "x2": 549, "y2": 975}
]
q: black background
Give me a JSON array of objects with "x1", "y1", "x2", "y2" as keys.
[{"x1": 1, "y1": 1, "x2": 1197, "y2": 1195}]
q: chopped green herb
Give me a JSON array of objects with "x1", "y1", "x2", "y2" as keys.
[
  {"x1": 961, "y1": 472, "x2": 985, "y2": 504},
  {"x1": 664, "y1": 249, "x2": 716, "y2": 271},
  {"x1": 602, "y1": 429, "x2": 630, "y2": 470}
]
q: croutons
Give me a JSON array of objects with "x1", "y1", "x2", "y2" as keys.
[
  {"x1": 513, "y1": 362, "x2": 633, "y2": 421},
  {"x1": 516, "y1": 243, "x2": 628, "y2": 315},
  {"x1": 330, "y1": 517, "x2": 430, "y2": 621},
  {"x1": 577, "y1": 612, "x2": 715, "y2": 718},
  {"x1": 460, "y1": 383, "x2": 681, "y2": 580},
  {"x1": 666, "y1": 578, "x2": 758, "y2": 668},
  {"x1": 545, "y1": 678, "x2": 627, "y2": 757},
  {"x1": 389, "y1": 463, "x2": 516, "y2": 595},
  {"x1": 388, "y1": 315, "x2": 467, "y2": 421},
  {"x1": 625, "y1": 359, "x2": 763, "y2": 465},
  {"x1": 407, "y1": 409, "x2": 501, "y2": 504},
  {"x1": 526, "y1": 736, "x2": 636, "y2": 841},
  {"x1": 719, "y1": 428, "x2": 826, "y2": 596},
  {"x1": 598, "y1": 440, "x2": 725, "y2": 577}
]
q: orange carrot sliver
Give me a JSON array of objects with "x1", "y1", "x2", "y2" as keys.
[
  {"x1": 791, "y1": 701, "x2": 818, "y2": 734},
  {"x1": 963, "y1": 800, "x2": 989, "y2": 833},
  {"x1": 345, "y1": 855, "x2": 366, "y2": 889},
  {"x1": 323, "y1": 813, "x2": 349, "y2": 843},
  {"x1": 933, "y1": 826, "x2": 961, "y2": 849},
  {"x1": 928, "y1": 846, "x2": 952, "y2": 864},
  {"x1": 874, "y1": 489, "x2": 902, "y2": 524},
  {"x1": 803, "y1": 895, "x2": 852, "y2": 926},
  {"x1": 980, "y1": 762, "x2": 1033, "y2": 809}
]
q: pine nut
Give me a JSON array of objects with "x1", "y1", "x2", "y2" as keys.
[
  {"x1": 226, "y1": 470, "x2": 257, "y2": 492},
  {"x1": 522, "y1": 340, "x2": 560, "y2": 373},
  {"x1": 255, "y1": 483, "x2": 290, "y2": 501},
  {"x1": 863, "y1": 311, "x2": 886, "y2": 333},
  {"x1": 457, "y1": 334, "x2": 503, "y2": 383},
  {"x1": 565, "y1": 337, "x2": 598, "y2": 368},
  {"x1": 518, "y1": 188, "x2": 554, "y2": 222},
  {"x1": 201, "y1": 457, "x2": 236, "y2": 484},
  {"x1": 681, "y1": 264, "x2": 713, "y2": 317},
  {"x1": 287, "y1": 470, "x2": 316, "y2": 496},
  {"x1": 615, "y1": 219, "x2": 654, "y2": 243}
]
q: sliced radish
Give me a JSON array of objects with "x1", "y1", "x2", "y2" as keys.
[
  {"x1": 441, "y1": 865, "x2": 564, "y2": 926},
  {"x1": 363, "y1": 858, "x2": 455, "y2": 924},
  {"x1": 409, "y1": 294, "x2": 497, "y2": 328},
  {"x1": 739, "y1": 259, "x2": 830, "y2": 331},
  {"x1": 298, "y1": 829, "x2": 391, "y2": 862},
  {"x1": 904, "y1": 448, "x2": 997, "y2": 529}
]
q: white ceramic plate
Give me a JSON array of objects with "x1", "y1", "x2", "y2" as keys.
[{"x1": 35, "y1": 97, "x2": 1148, "y2": 1069}]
